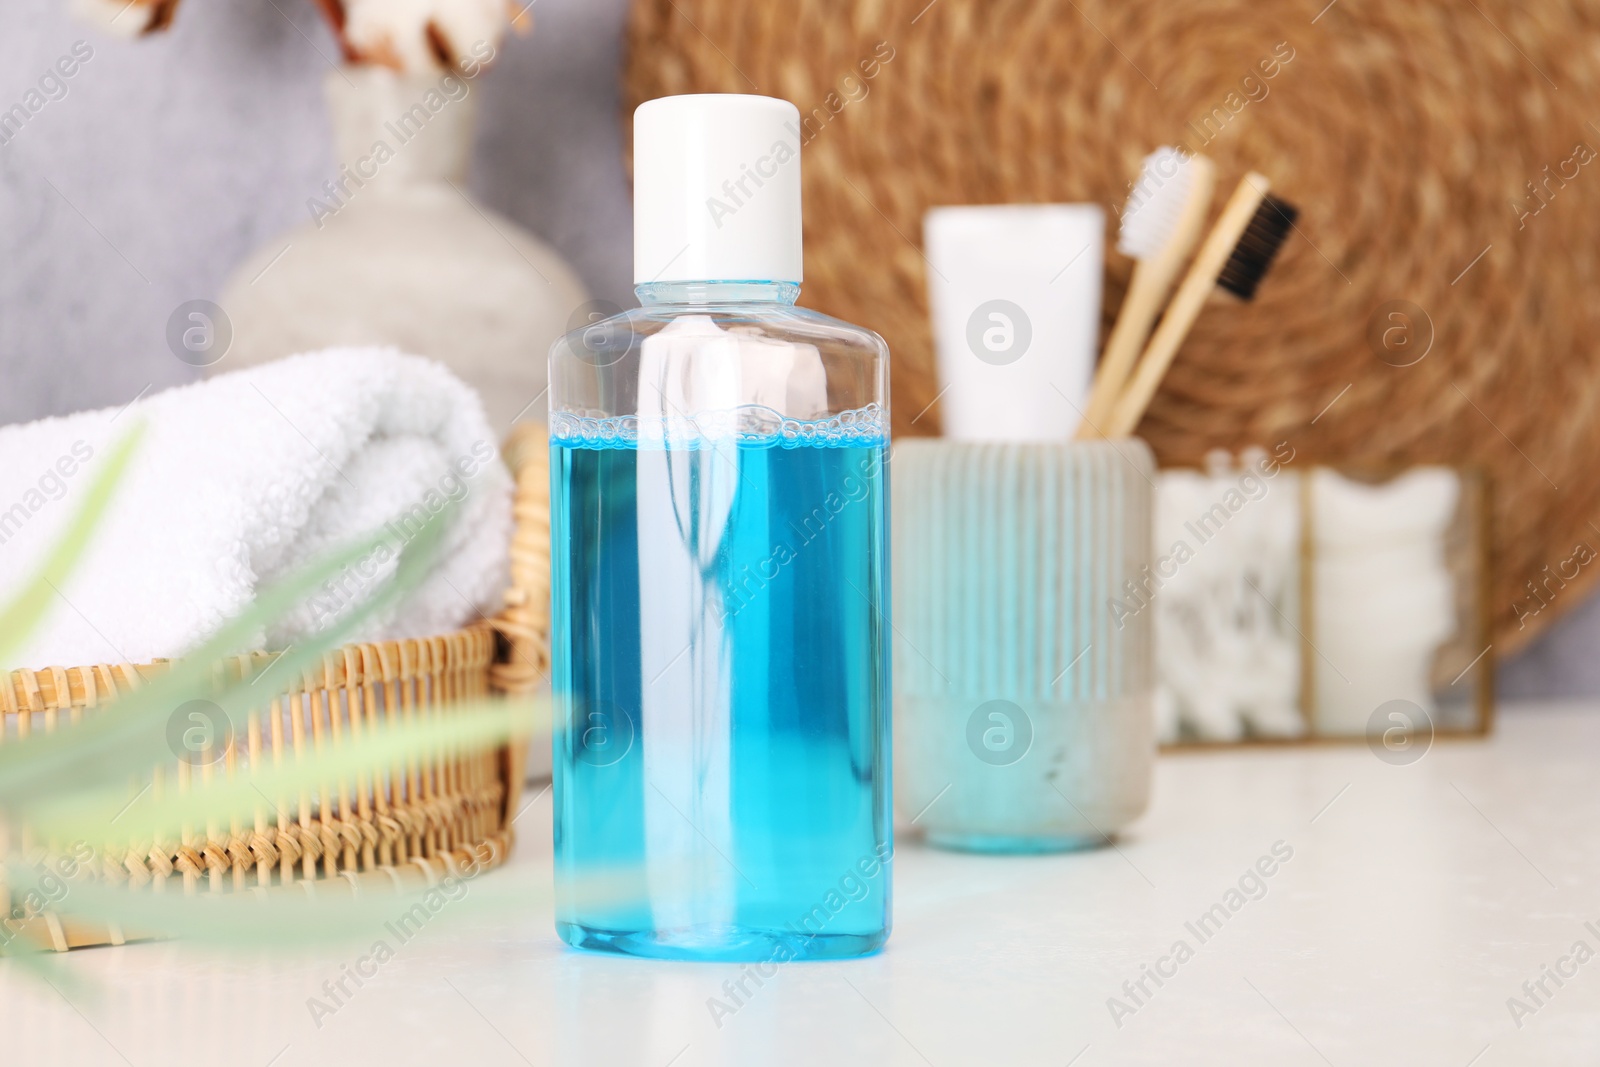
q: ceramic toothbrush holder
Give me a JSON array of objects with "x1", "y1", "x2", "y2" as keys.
[{"x1": 892, "y1": 438, "x2": 1156, "y2": 852}]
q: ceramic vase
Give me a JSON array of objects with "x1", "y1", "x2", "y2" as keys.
[{"x1": 215, "y1": 66, "x2": 588, "y2": 438}]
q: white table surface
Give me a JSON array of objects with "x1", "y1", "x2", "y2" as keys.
[{"x1": 5, "y1": 703, "x2": 1597, "y2": 1066}]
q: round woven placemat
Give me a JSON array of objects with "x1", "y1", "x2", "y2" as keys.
[{"x1": 625, "y1": 0, "x2": 1600, "y2": 652}]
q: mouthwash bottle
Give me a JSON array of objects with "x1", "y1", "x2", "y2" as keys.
[{"x1": 548, "y1": 94, "x2": 892, "y2": 961}]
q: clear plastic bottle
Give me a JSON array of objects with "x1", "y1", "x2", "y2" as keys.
[{"x1": 548, "y1": 95, "x2": 892, "y2": 961}]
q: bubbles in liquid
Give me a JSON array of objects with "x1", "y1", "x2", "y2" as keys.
[{"x1": 549, "y1": 402, "x2": 888, "y2": 450}]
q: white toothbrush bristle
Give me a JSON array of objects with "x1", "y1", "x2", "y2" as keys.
[{"x1": 1117, "y1": 147, "x2": 1194, "y2": 260}]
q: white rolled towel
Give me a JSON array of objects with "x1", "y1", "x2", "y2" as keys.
[{"x1": 0, "y1": 348, "x2": 513, "y2": 669}]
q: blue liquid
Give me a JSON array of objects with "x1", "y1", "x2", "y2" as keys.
[{"x1": 549, "y1": 416, "x2": 892, "y2": 961}]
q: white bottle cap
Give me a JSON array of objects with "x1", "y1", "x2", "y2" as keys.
[{"x1": 633, "y1": 94, "x2": 804, "y2": 285}]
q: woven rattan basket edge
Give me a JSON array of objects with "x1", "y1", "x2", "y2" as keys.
[{"x1": 0, "y1": 424, "x2": 552, "y2": 952}]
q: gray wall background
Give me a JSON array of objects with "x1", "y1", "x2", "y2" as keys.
[{"x1": 0, "y1": 0, "x2": 1582, "y2": 699}]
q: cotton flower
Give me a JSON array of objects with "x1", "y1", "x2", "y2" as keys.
[
  {"x1": 70, "y1": 0, "x2": 181, "y2": 37},
  {"x1": 343, "y1": 0, "x2": 523, "y2": 75},
  {"x1": 69, "y1": 0, "x2": 529, "y2": 75}
]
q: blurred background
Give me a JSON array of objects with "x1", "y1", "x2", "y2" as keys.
[{"x1": 0, "y1": 0, "x2": 1594, "y2": 698}]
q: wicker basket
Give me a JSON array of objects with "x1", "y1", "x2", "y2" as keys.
[
  {"x1": 0, "y1": 425, "x2": 551, "y2": 952},
  {"x1": 624, "y1": 0, "x2": 1600, "y2": 653}
]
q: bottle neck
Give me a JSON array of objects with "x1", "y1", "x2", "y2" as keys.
[{"x1": 635, "y1": 280, "x2": 801, "y2": 306}]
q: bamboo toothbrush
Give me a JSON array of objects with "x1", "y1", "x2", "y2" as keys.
[
  {"x1": 1103, "y1": 173, "x2": 1298, "y2": 439},
  {"x1": 1077, "y1": 147, "x2": 1216, "y2": 439}
]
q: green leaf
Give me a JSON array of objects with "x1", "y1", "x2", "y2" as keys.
[
  {"x1": 25, "y1": 697, "x2": 543, "y2": 847},
  {"x1": 0, "y1": 494, "x2": 457, "y2": 812},
  {"x1": 0, "y1": 424, "x2": 143, "y2": 672},
  {"x1": 0, "y1": 860, "x2": 658, "y2": 958},
  {"x1": 0, "y1": 453, "x2": 582, "y2": 972}
]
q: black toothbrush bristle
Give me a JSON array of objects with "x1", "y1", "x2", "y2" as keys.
[{"x1": 1216, "y1": 194, "x2": 1297, "y2": 300}]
